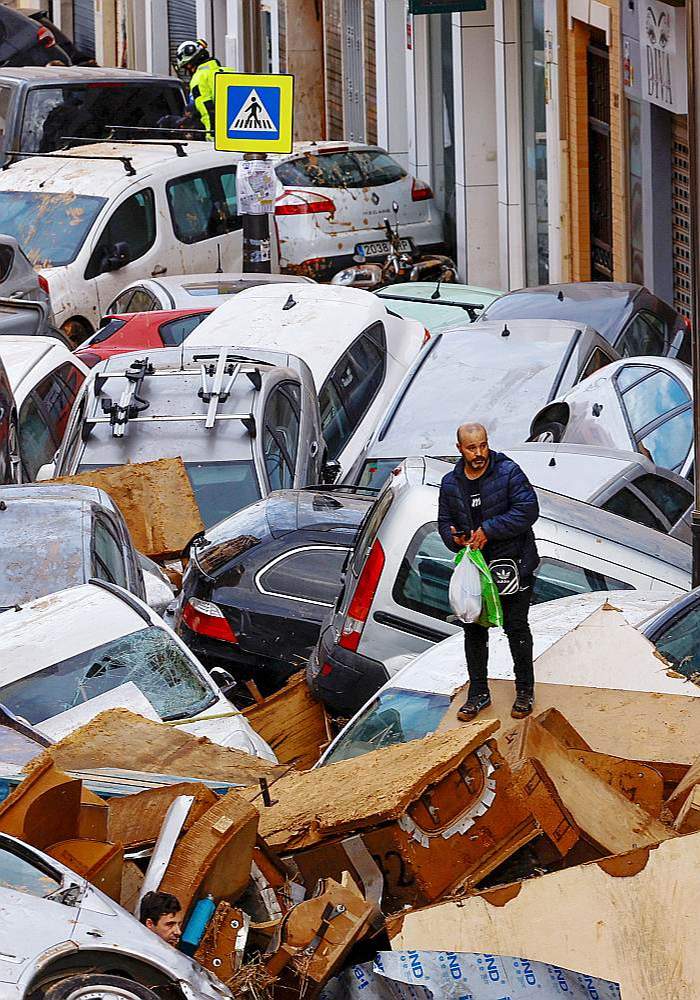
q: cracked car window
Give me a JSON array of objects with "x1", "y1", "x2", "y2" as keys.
[{"x1": 0, "y1": 626, "x2": 216, "y2": 725}]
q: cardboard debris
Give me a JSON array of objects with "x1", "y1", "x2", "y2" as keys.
[
  {"x1": 54, "y1": 457, "x2": 204, "y2": 559},
  {"x1": 27, "y1": 709, "x2": 285, "y2": 785},
  {"x1": 195, "y1": 902, "x2": 249, "y2": 980},
  {"x1": 391, "y1": 833, "x2": 700, "y2": 1000},
  {"x1": 159, "y1": 791, "x2": 259, "y2": 914},
  {"x1": 243, "y1": 671, "x2": 332, "y2": 771},
  {"x1": 107, "y1": 781, "x2": 219, "y2": 848},
  {"x1": 673, "y1": 784, "x2": 700, "y2": 834}
]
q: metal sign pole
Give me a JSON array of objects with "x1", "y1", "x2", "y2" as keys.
[
  {"x1": 688, "y1": 0, "x2": 700, "y2": 587},
  {"x1": 242, "y1": 152, "x2": 272, "y2": 274}
]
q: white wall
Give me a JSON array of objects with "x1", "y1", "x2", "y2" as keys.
[
  {"x1": 374, "y1": 0, "x2": 409, "y2": 168},
  {"x1": 451, "y1": 3, "x2": 500, "y2": 286}
]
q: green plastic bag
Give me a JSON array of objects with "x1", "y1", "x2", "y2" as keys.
[{"x1": 454, "y1": 547, "x2": 504, "y2": 628}]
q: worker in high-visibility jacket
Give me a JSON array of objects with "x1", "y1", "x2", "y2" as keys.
[{"x1": 174, "y1": 40, "x2": 220, "y2": 139}]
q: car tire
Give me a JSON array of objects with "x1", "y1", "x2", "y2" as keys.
[
  {"x1": 531, "y1": 421, "x2": 565, "y2": 443},
  {"x1": 42, "y1": 974, "x2": 161, "y2": 1000}
]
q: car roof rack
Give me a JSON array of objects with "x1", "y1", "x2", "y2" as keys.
[
  {"x1": 107, "y1": 124, "x2": 208, "y2": 138},
  {"x1": 61, "y1": 133, "x2": 190, "y2": 157},
  {"x1": 299, "y1": 484, "x2": 380, "y2": 496},
  {"x1": 3, "y1": 149, "x2": 136, "y2": 176},
  {"x1": 90, "y1": 349, "x2": 263, "y2": 437},
  {"x1": 98, "y1": 357, "x2": 153, "y2": 437},
  {"x1": 378, "y1": 293, "x2": 485, "y2": 322}
]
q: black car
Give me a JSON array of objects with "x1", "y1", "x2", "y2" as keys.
[
  {"x1": 0, "y1": 7, "x2": 70, "y2": 68},
  {"x1": 480, "y1": 282, "x2": 690, "y2": 362},
  {"x1": 176, "y1": 486, "x2": 376, "y2": 691}
]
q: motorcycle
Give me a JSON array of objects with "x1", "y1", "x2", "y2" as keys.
[{"x1": 331, "y1": 201, "x2": 457, "y2": 290}]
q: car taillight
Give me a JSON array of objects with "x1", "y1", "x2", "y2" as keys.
[
  {"x1": 74, "y1": 350, "x2": 104, "y2": 369},
  {"x1": 37, "y1": 275, "x2": 50, "y2": 293},
  {"x1": 37, "y1": 25, "x2": 56, "y2": 48},
  {"x1": 338, "y1": 540, "x2": 385, "y2": 652},
  {"x1": 181, "y1": 597, "x2": 238, "y2": 643},
  {"x1": 411, "y1": 178, "x2": 433, "y2": 201},
  {"x1": 422, "y1": 327, "x2": 431, "y2": 346},
  {"x1": 275, "y1": 194, "x2": 336, "y2": 216},
  {"x1": 684, "y1": 315, "x2": 692, "y2": 333}
]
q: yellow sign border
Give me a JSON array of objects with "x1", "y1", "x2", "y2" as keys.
[{"x1": 214, "y1": 71, "x2": 295, "y2": 153}]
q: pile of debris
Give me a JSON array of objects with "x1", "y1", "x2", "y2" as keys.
[{"x1": 6, "y1": 694, "x2": 700, "y2": 998}]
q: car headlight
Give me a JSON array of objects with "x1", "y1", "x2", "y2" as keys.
[{"x1": 331, "y1": 268, "x2": 358, "y2": 286}]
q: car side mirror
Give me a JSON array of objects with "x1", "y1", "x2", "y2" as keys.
[
  {"x1": 100, "y1": 241, "x2": 130, "y2": 274},
  {"x1": 35, "y1": 461, "x2": 56, "y2": 481},
  {"x1": 209, "y1": 666, "x2": 237, "y2": 695},
  {"x1": 322, "y1": 459, "x2": 341, "y2": 485}
]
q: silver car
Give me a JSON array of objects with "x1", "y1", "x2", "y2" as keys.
[
  {"x1": 49, "y1": 345, "x2": 327, "y2": 527},
  {"x1": 309, "y1": 456, "x2": 691, "y2": 714},
  {"x1": 0, "y1": 832, "x2": 231, "y2": 1000},
  {"x1": 346, "y1": 318, "x2": 620, "y2": 489},
  {"x1": 528, "y1": 357, "x2": 694, "y2": 479},
  {"x1": 0, "y1": 234, "x2": 51, "y2": 313},
  {"x1": 505, "y1": 443, "x2": 693, "y2": 542}
]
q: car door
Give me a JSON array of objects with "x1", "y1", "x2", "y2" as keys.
[
  {"x1": 165, "y1": 164, "x2": 243, "y2": 274},
  {"x1": 245, "y1": 543, "x2": 352, "y2": 668},
  {"x1": 18, "y1": 363, "x2": 86, "y2": 481},
  {"x1": 262, "y1": 382, "x2": 301, "y2": 492},
  {"x1": 91, "y1": 516, "x2": 131, "y2": 590},
  {"x1": 102, "y1": 506, "x2": 146, "y2": 599},
  {"x1": 614, "y1": 364, "x2": 693, "y2": 475},
  {"x1": 84, "y1": 188, "x2": 158, "y2": 316}
]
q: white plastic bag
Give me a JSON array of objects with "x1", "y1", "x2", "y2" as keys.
[{"x1": 448, "y1": 550, "x2": 482, "y2": 623}]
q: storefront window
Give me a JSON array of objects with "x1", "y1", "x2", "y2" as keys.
[
  {"x1": 429, "y1": 13, "x2": 456, "y2": 258},
  {"x1": 521, "y1": 0, "x2": 548, "y2": 284},
  {"x1": 627, "y1": 99, "x2": 644, "y2": 284}
]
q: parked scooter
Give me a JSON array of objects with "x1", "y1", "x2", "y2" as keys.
[{"x1": 331, "y1": 201, "x2": 457, "y2": 290}]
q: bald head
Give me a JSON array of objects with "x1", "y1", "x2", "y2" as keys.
[
  {"x1": 456, "y1": 423, "x2": 489, "y2": 476},
  {"x1": 457, "y1": 422, "x2": 488, "y2": 446}
]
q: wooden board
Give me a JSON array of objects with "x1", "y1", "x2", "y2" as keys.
[
  {"x1": 107, "y1": 781, "x2": 218, "y2": 847},
  {"x1": 242, "y1": 672, "x2": 330, "y2": 771},
  {"x1": 667, "y1": 752, "x2": 700, "y2": 816},
  {"x1": 247, "y1": 722, "x2": 499, "y2": 850},
  {"x1": 674, "y1": 785, "x2": 700, "y2": 834},
  {"x1": 54, "y1": 457, "x2": 203, "y2": 559},
  {"x1": 27, "y1": 709, "x2": 286, "y2": 786},
  {"x1": 509, "y1": 718, "x2": 674, "y2": 856},
  {"x1": 392, "y1": 833, "x2": 700, "y2": 999},
  {"x1": 438, "y1": 677, "x2": 700, "y2": 765}
]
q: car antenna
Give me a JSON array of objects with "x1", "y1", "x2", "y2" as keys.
[
  {"x1": 431, "y1": 278, "x2": 442, "y2": 300},
  {"x1": 282, "y1": 294, "x2": 297, "y2": 311},
  {"x1": 557, "y1": 289, "x2": 564, "y2": 301},
  {"x1": 501, "y1": 323, "x2": 510, "y2": 337},
  {"x1": 215, "y1": 243, "x2": 223, "y2": 274}
]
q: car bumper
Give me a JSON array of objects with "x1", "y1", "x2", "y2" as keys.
[{"x1": 307, "y1": 626, "x2": 389, "y2": 715}]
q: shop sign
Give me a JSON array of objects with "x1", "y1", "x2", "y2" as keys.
[
  {"x1": 639, "y1": 0, "x2": 687, "y2": 113},
  {"x1": 409, "y1": 1, "x2": 487, "y2": 13}
]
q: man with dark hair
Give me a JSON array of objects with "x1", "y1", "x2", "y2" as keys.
[
  {"x1": 140, "y1": 891, "x2": 183, "y2": 947},
  {"x1": 438, "y1": 422, "x2": 540, "y2": 721}
]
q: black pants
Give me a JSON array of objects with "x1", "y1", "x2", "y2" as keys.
[{"x1": 463, "y1": 586, "x2": 534, "y2": 696}]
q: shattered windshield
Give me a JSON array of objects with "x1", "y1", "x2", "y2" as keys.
[
  {"x1": 0, "y1": 626, "x2": 216, "y2": 726},
  {"x1": 0, "y1": 191, "x2": 105, "y2": 267},
  {"x1": 321, "y1": 688, "x2": 450, "y2": 765}
]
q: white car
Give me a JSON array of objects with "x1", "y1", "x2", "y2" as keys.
[
  {"x1": 104, "y1": 272, "x2": 313, "y2": 317},
  {"x1": 0, "y1": 233, "x2": 52, "y2": 314},
  {"x1": 0, "y1": 832, "x2": 231, "y2": 1000},
  {"x1": 0, "y1": 335, "x2": 88, "y2": 481},
  {"x1": 0, "y1": 142, "x2": 253, "y2": 343},
  {"x1": 316, "y1": 588, "x2": 696, "y2": 766},
  {"x1": 0, "y1": 580, "x2": 276, "y2": 761},
  {"x1": 273, "y1": 142, "x2": 445, "y2": 279},
  {"x1": 528, "y1": 356, "x2": 694, "y2": 478},
  {"x1": 187, "y1": 283, "x2": 428, "y2": 477}
]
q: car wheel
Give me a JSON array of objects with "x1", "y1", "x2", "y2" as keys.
[
  {"x1": 531, "y1": 421, "x2": 565, "y2": 443},
  {"x1": 61, "y1": 317, "x2": 93, "y2": 348},
  {"x1": 42, "y1": 974, "x2": 160, "y2": 1000}
]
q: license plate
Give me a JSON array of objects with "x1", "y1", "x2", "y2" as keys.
[{"x1": 356, "y1": 238, "x2": 413, "y2": 257}]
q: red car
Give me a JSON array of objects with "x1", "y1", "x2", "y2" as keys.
[{"x1": 74, "y1": 309, "x2": 214, "y2": 367}]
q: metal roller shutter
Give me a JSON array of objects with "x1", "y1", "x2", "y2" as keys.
[
  {"x1": 671, "y1": 115, "x2": 692, "y2": 320},
  {"x1": 168, "y1": 0, "x2": 198, "y2": 65},
  {"x1": 72, "y1": 0, "x2": 96, "y2": 58}
]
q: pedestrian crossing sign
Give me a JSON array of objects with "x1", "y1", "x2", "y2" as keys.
[{"x1": 214, "y1": 71, "x2": 294, "y2": 153}]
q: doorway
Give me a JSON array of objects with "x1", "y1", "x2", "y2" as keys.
[{"x1": 587, "y1": 28, "x2": 613, "y2": 280}]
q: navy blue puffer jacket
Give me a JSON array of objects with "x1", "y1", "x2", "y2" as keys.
[{"x1": 437, "y1": 451, "x2": 540, "y2": 579}]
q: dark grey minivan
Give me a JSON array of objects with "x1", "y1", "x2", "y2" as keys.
[{"x1": 0, "y1": 67, "x2": 185, "y2": 164}]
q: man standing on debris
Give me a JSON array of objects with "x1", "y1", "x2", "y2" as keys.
[
  {"x1": 140, "y1": 891, "x2": 184, "y2": 947},
  {"x1": 438, "y1": 423, "x2": 539, "y2": 721}
]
